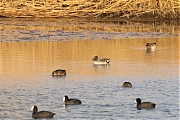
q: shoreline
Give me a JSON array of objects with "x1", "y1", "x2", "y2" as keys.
[
  {"x1": 0, "y1": 16, "x2": 179, "y2": 25},
  {"x1": 0, "y1": 12, "x2": 179, "y2": 21}
]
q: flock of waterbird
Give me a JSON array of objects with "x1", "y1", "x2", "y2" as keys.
[{"x1": 31, "y1": 43, "x2": 156, "y2": 118}]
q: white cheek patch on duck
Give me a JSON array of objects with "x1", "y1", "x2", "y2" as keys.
[{"x1": 106, "y1": 60, "x2": 110, "y2": 63}]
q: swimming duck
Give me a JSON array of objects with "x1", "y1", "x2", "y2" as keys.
[
  {"x1": 52, "y1": 69, "x2": 66, "y2": 76},
  {"x1": 31, "y1": 105, "x2": 55, "y2": 119},
  {"x1": 146, "y1": 42, "x2": 156, "y2": 50},
  {"x1": 136, "y1": 98, "x2": 156, "y2": 110},
  {"x1": 92, "y1": 56, "x2": 110, "y2": 65},
  {"x1": 122, "y1": 82, "x2": 132, "y2": 88},
  {"x1": 63, "y1": 95, "x2": 82, "y2": 105}
]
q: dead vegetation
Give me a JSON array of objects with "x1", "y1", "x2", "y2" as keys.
[{"x1": 0, "y1": 0, "x2": 179, "y2": 19}]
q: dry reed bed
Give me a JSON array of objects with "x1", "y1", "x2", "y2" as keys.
[{"x1": 0, "y1": 0, "x2": 179, "y2": 19}]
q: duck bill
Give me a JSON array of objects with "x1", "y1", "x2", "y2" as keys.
[{"x1": 63, "y1": 96, "x2": 65, "y2": 102}]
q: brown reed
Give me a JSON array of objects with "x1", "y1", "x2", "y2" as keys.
[{"x1": 0, "y1": 0, "x2": 179, "y2": 19}]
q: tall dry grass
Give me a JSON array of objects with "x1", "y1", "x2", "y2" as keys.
[{"x1": 0, "y1": 0, "x2": 179, "y2": 19}]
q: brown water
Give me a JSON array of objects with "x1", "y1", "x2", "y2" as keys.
[{"x1": 0, "y1": 18, "x2": 179, "y2": 119}]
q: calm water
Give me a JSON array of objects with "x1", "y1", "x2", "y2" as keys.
[{"x1": 0, "y1": 18, "x2": 179, "y2": 119}]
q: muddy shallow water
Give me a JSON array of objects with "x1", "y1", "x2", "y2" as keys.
[{"x1": 0, "y1": 18, "x2": 179, "y2": 119}]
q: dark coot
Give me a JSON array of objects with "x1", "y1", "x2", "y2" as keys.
[
  {"x1": 31, "y1": 105, "x2": 55, "y2": 118},
  {"x1": 63, "y1": 95, "x2": 82, "y2": 105},
  {"x1": 136, "y1": 98, "x2": 156, "y2": 110},
  {"x1": 52, "y1": 69, "x2": 66, "y2": 76}
]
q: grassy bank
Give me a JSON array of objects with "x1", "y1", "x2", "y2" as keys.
[{"x1": 0, "y1": 0, "x2": 179, "y2": 20}]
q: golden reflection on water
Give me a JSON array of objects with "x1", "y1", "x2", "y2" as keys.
[{"x1": 0, "y1": 37, "x2": 178, "y2": 78}]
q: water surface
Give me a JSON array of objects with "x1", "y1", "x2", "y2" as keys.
[{"x1": 0, "y1": 18, "x2": 179, "y2": 119}]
